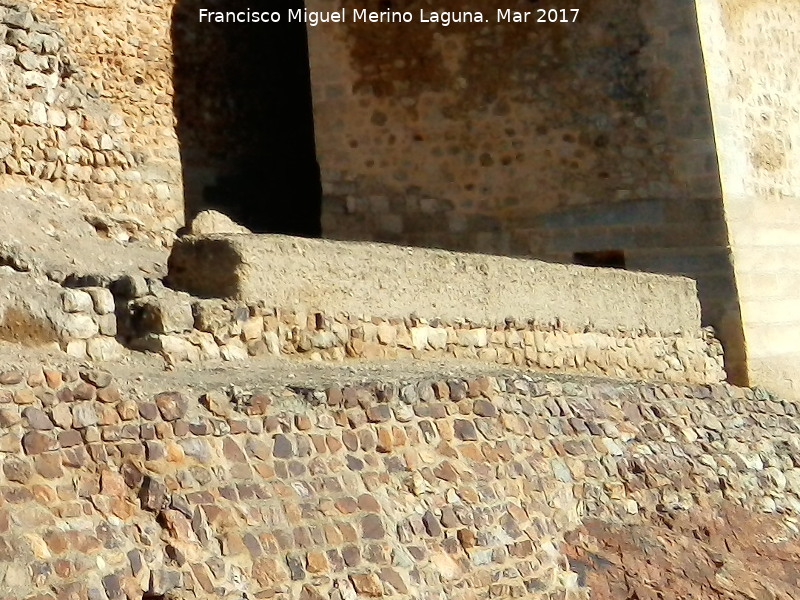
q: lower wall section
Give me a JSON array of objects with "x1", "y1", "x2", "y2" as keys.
[
  {"x1": 0, "y1": 364, "x2": 798, "y2": 599},
  {"x1": 127, "y1": 298, "x2": 726, "y2": 386}
]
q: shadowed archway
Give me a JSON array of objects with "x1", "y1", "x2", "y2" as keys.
[{"x1": 171, "y1": 0, "x2": 321, "y2": 235}]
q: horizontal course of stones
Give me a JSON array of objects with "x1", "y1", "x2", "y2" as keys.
[
  {"x1": 119, "y1": 287, "x2": 726, "y2": 385},
  {"x1": 0, "y1": 1, "x2": 180, "y2": 229},
  {"x1": 0, "y1": 269, "x2": 727, "y2": 384},
  {"x1": 0, "y1": 366, "x2": 798, "y2": 599}
]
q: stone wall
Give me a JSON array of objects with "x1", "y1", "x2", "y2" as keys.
[
  {"x1": 307, "y1": 0, "x2": 744, "y2": 383},
  {"x1": 121, "y1": 293, "x2": 727, "y2": 386},
  {"x1": 0, "y1": 0, "x2": 181, "y2": 230},
  {"x1": 2, "y1": 0, "x2": 788, "y2": 395},
  {"x1": 166, "y1": 235, "x2": 705, "y2": 335},
  {"x1": 0, "y1": 364, "x2": 798, "y2": 599},
  {"x1": 0, "y1": 269, "x2": 124, "y2": 361},
  {"x1": 155, "y1": 235, "x2": 725, "y2": 383},
  {"x1": 0, "y1": 236, "x2": 728, "y2": 386},
  {"x1": 311, "y1": 0, "x2": 720, "y2": 247},
  {"x1": 696, "y1": 0, "x2": 800, "y2": 399}
]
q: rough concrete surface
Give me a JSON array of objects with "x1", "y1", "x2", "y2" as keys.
[{"x1": 168, "y1": 234, "x2": 703, "y2": 336}]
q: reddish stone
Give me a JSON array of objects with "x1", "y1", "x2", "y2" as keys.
[
  {"x1": 433, "y1": 461, "x2": 459, "y2": 482},
  {"x1": 380, "y1": 568, "x2": 408, "y2": 594},
  {"x1": 23, "y1": 407, "x2": 54, "y2": 430},
  {"x1": 350, "y1": 573, "x2": 383, "y2": 597},
  {"x1": 222, "y1": 438, "x2": 247, "y2": 462},
  {"x1": 342, "y1": 545, "x2": 361, "y2": 567},
  {"x1": 306, "y1": 550, "x2": 329, "y2": 574},
  {"x1": 155, "y1": 391, "x2": 188, "y2": 421},
  {"x1": 342, "y1": 430, "x2": 359, "y2": 451},
  {"x1": 96, "y1": 384, "x2": 120, "y2": 403},
  {"x1": 228, "y1": 419, "x2": 247, "y2": 434},
  {"x1": 190, "y1": 563, "x2": 214, "y2": 593},
  {"x1": 22, "y1": 431, "x2": 57, "y2": 454},
  {"x1": 72, "y1": 382, "x2": 96, "y2": 401},
  {"x1": 34, "y1": 454, "x2": 63, "y2": 480},
  {"x1": 453, "y1": 419, "x2": 478, "y2": 441},
  {"x1": 361, "y1": 514, "x2": 385, "y2": 539},
  {"x1": 252, "y1": 557, "x2": 287, "y2": 586},
  {"x1": 358, "y1": 494, "x2": 381, "y2": 512},
  {"x1": 299, "y1": 584, "x2": 325, "y2": 600},
  {"x1": 3, "y1": 457, "x2": 32, "y2": 483},
  {"x1": 295, "y1": 415, "x2": 313, "y2": 430},
  {"x1": 54, "y1": 558, "x2": 75, "y2": 578},
  {"x1": 273, "y1": 434, "x2": 294, "y2": 458},
  {"x1": 137, "y1": 402, "x2": 159, "y2": 420},
  {"x1": 326, "y1": 387, "x2": 343, "y2": 406},
  {"x1": 245, "y1": 392, "x2": 271, "y2": 415},
  {"x1": 473, "y1": 398, "x2": 498, "y2": 417},
  {"x1": 366, "y1": 405, "x2": 392, "y2": 423}
]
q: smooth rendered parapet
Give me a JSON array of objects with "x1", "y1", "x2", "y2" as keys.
[{"x1": 167, "y1": 234, "x2": 703, "y2": 337}]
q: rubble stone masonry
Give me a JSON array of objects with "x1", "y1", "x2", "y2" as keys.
[
  {"x1": 0, "y1": 0, "x2": 181, "y2": 230},
  {"x1": 0, "y1": 366, "x2": 798, "y2": 599}
]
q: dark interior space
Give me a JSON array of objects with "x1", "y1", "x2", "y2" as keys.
[
  {"x1": 171, "y1": 0, "x2": 321, "y2": 236},
  {"x1": 574, "y1": 250, "x2": 626, "y2": 269}
]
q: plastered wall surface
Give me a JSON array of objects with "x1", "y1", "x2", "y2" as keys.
[
  {"x1": 166, "y1": 235, "x2": 703, "y2": 335},
  {"x1": 696, "y1": 0, "x2": 800, "y2": 399}
]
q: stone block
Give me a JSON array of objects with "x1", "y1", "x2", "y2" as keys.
[
  {"x1": 61, "y1": 289, "x2": 94, "y2": 313},
  {"x1": 59, "y1": 314, "x2": 99, "y2": 339},
  {"x1": 3, "y1": 10, "x2": 34, "y2": 30},
  {"x1": 86, "y1": 287, "x2": 115, "y2": 314},
  {"x1": 87, "y1": 337, "x2": 124, "y2": 361},
  {"x1": 133, "y1": 296, "x2": 194, "y2": 335}
]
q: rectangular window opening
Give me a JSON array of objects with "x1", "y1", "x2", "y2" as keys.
[{"x1": 573, "y1": 250, "x2": 626, "y2": 269}]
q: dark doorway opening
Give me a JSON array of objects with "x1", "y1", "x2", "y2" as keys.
[
  {"x1": 574, "y1": 250, "x2": 626, "y2": 269},
  {"x1": 171, "y1": 0, "x2": 321, "y2": 236}
]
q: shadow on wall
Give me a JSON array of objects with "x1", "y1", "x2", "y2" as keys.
[{"x1": 171, "y1": 0, "x2": 321, "y2": 236}]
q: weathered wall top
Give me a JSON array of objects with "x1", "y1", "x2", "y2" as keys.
[{"x1": 167, "y1": 234, "x2": 702, "y2": 336}]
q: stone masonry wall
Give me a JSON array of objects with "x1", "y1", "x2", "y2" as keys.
[
  {"x1": 696, "y1": 0, "x2": 800, "y2": 399},
  {"x1": 0, "y1": 269, "x2": 124, "y2": 361},
  {"x1": 1, "y1": 242, "x2": 727, "y2": 386},
  {"x1": 120, "y1": 290, "x2": 726, "y2": 386},
  {"x1": 0, "y1": 0, "x2": 181, "y2": 230},
  {"x1": 308, "y1": 0, "x2": 744, "y2": 383},
  {"x1": 312, "y1": 0, "x2": 721, "y2": 251},
  {"x1": 0, "y1": 366, "x2": 798, "y2": 599}
]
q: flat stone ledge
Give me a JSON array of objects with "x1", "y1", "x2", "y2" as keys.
[{"x1": 167, "y1": 234, "x2": 702, "y2": 336}]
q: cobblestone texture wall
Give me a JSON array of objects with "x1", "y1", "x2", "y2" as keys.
[
  {"x1": 696, "y1": 0, "x2": 800, "y2": 399},
  {"x1": 0, "y1": 366, "x2": 798, "y2": 599},
  {"x1": 0, "y1": 0, "x2": 181, "y2": 230}
]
